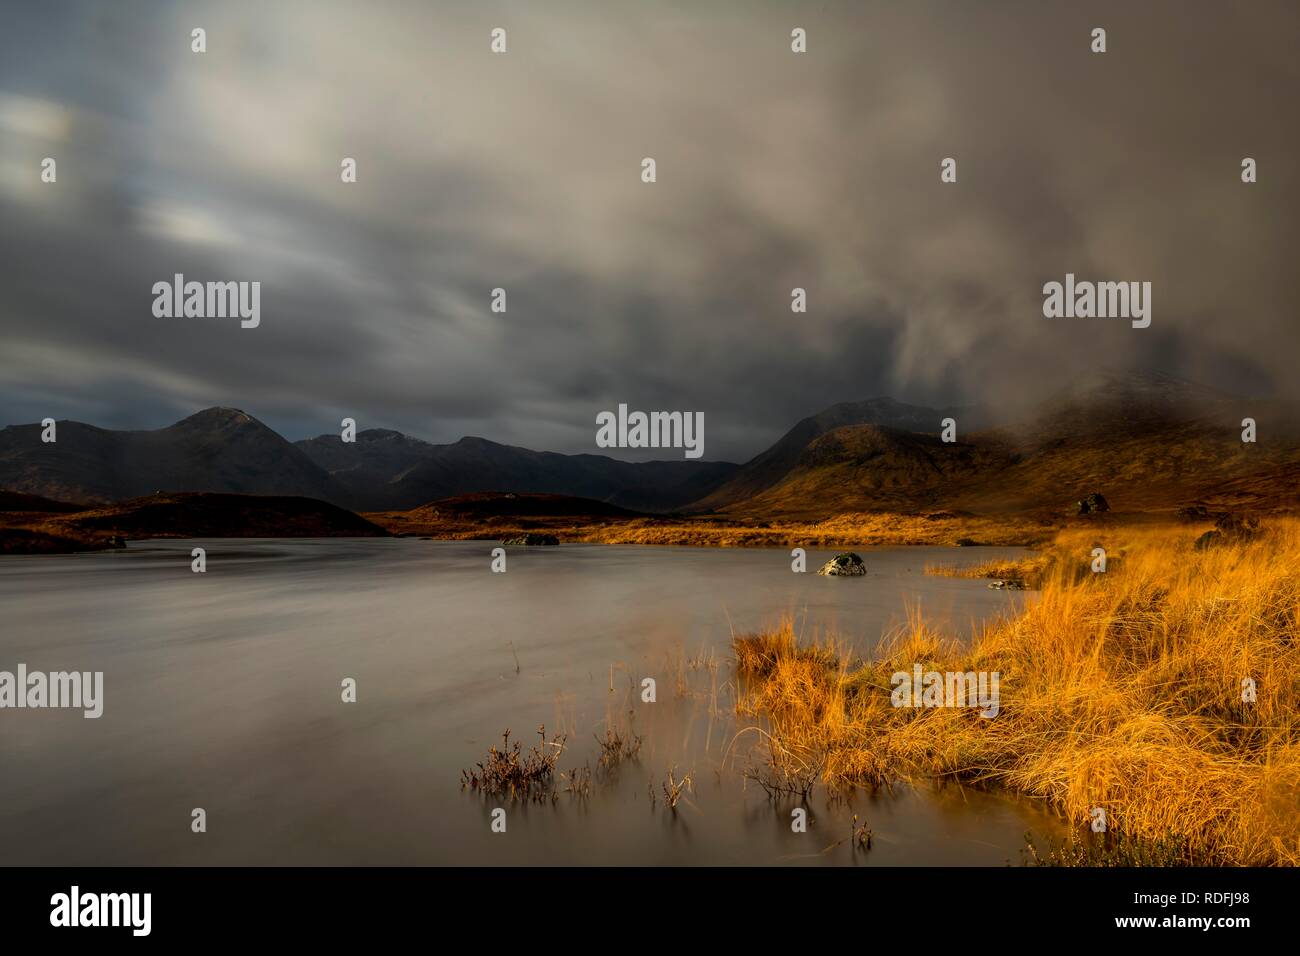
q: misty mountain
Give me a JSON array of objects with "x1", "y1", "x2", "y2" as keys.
[
  {"x1": 710, "y1": 372, "x2": 1300, "y2": 518},
  {"x1": 689, "y1": 396, "x2": 990, "y2": 512}
]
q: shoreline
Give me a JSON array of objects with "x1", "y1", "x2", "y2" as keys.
[{"x1": 368, "y1": 509, "x2": 1067, "y2": 550}]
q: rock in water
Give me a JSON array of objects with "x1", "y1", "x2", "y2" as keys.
[
  {"x1": 502, "y1": 533, "x2": 559, "y2": 546},
  {"x1": 817, "y1": 552, "x2": 866, "y2": 576}
]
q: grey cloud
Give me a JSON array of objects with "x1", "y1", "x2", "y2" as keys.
[{"x1": 1, "y1": 0, "x2": 1297, "y2": 461}]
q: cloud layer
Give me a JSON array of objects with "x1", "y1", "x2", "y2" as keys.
[{"x1": 1, "y1": 0, "x2": 1296, "y2": 460}]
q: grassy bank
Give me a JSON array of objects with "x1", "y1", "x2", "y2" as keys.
[{"x1": 734, "y1": 519, "x2": 1300, "y2": 865}]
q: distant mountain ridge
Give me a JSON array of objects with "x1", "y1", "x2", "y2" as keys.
[
  {"x1": 3, "y1": 372, "x2": 1297, "y2": 518},
  {"x1": 0, "y1": 408, "x2": 739, "y2": 513},
  {"x1": 295, "y1": 431, "x2": 738, "y2": 512}
]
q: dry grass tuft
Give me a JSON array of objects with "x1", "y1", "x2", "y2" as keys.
[
  {"x1": 461, "y1": 727, "x2": 567, "y2": 801},
  {"x1": 662, "y1": 767, "x2": 693, "y2": 810},
  {"x1": 595, "y1": 717, "x2": 643, "y2": 771}
]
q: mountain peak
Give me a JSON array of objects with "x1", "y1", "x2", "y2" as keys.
[
  {"x1": 176, "y1": 406, "x2": 259, "y2": 428},
  {"x1": 0, "y1": 406, "x2": 344, "y2": 505}
]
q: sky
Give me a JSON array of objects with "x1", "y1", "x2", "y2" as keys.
[{"x1": 1, "y1": 0, "x2": 1297, "y2": 462}]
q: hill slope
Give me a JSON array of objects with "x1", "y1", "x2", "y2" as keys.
[
  {"x1": 691, "y1": 397, "x2": 985, "y2": 512},
  {"x1": 0, "y1": 489, "x2": 84, "y2": 513}
]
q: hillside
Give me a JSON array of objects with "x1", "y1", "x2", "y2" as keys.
[
  {"x1": 0, "y1": 489, "x2": 85, "y2": 513},
  {"x1": 690, "y1": 397, "x2": 985, "y2": 511},
  {"x1": 719, "y1": 374, "x2": 1300, "y2": 519},
  {"x1": 734, "y1": 425, "x2": 1019, "y2": 517}
]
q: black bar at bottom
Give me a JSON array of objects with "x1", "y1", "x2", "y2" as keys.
[{"x1": 0, "y1": 866, "x2": 1286, "y2": 941}]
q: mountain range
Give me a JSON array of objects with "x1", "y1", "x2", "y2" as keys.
[
  {"x1": 0, "y1": 407, "x2": 737, "y2": 513},
  {"x1": 2, "y1": 371, "x2": 1298, "y2": 518}
]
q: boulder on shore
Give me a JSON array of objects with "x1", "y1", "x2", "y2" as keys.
[
  {"x1": 1077, "y1": 492, "x2": 1110, "y2": 515},
  {"x1": 502, "y1": 533, "x2": 560, "y2": 546},
  {"x1": 817, "y1": 552, "x2": 866, "y2": 576}
]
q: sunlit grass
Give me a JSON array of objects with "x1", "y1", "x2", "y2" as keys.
[{"x1": 734, "y1": 518, "x2": 1300, "y2": 866}]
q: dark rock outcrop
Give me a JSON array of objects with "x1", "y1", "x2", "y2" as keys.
[
  {"x1": 817, "y1": 552, "x2": 866, "y2": 576},
  {"x1": 1195, "y1": 513, "x2": 1262, "y2": 549}
]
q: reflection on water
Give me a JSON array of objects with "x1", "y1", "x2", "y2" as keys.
[{"x1": 0, "y1": 538, "x2": 1063, "y2": 864}]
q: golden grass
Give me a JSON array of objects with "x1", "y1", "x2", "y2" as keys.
[{"x1": 734, "y1": 518, "x2": 1300, "y2": 865}]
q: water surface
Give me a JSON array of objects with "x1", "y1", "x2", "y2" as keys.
[{"x1": 0, "y1": 539, "x2": 1062, "y2": 865}]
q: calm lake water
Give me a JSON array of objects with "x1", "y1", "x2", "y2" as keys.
[{"x1": 0, "y1": 539, "x2": 1063, "y2": 865}]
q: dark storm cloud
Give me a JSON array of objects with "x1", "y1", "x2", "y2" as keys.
[{"x1": 1, "y1": 0, "x2": 1297, "y2": 460}]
